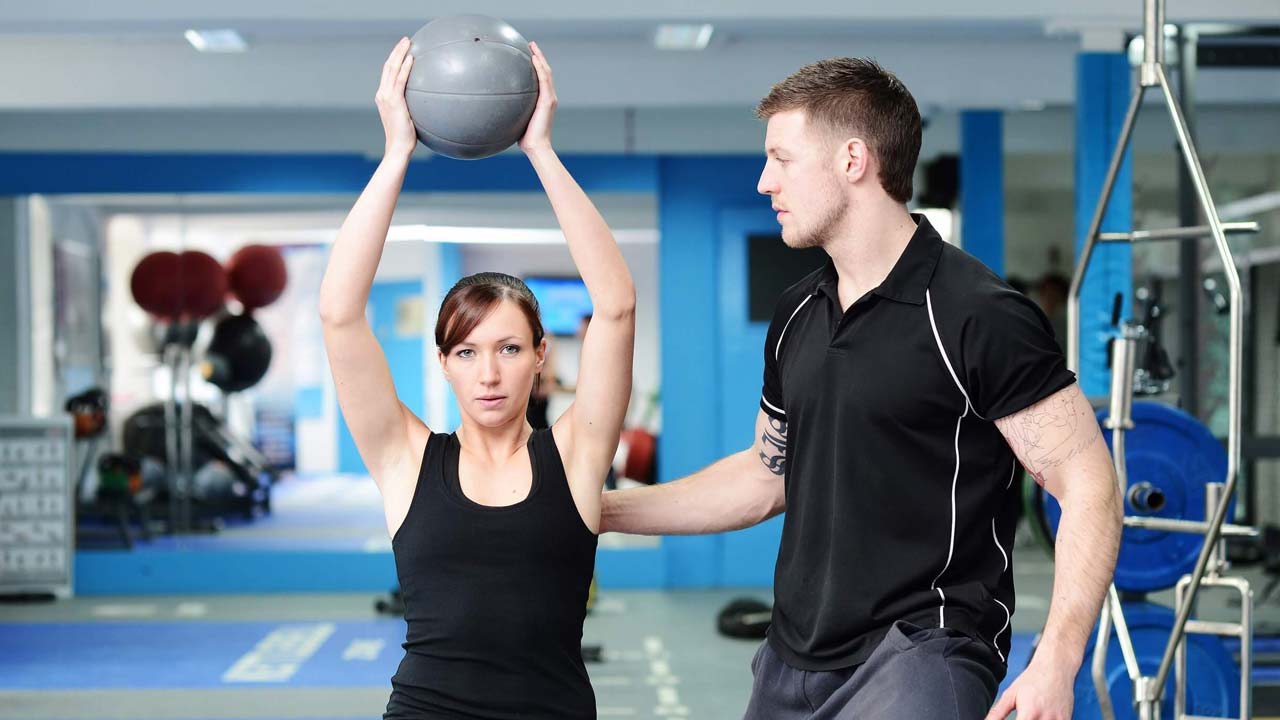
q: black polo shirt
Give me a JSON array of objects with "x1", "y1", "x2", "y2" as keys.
[{"x1": 760, "y1": 214, "x2": 1076, "y2": 671}]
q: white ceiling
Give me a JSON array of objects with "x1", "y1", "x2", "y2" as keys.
[
  {"x1": 0, "y1": 1, "x2": 1275, "y2": 156},
  {"x1": 0, "y1": 0, "x2": 1276, "y2": 112},
  {"x1": 3, "y1": 0, "x2": 1276, "y2": 28}
]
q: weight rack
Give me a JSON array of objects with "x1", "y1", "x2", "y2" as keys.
[{"x1": 1066, "y1": 0, "x2": 1259, "y2": 717}]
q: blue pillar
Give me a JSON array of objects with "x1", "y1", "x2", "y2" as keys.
[
  {"x1": 1075, "y1": 53, "x2": 1134, "y2": 397},
  {"x1": 959, "y1": 110, "x2": 1004, "y2": 276},
  {"x1": 658, "y1": 155, "x2": 766, "y2": 587}
]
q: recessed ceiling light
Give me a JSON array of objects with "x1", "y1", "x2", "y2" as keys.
[
  {"x1": 184, "y1": 29, "x2": 248, "y2": 53},
  {"x1": 654, "y1": 24, "x2": 715, "y2": 51}
]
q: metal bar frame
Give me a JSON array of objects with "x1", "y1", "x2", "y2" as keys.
[
  {"x1": 163, "y1": 343, "x2": 181, "y2": 533},
  {"x1": 1123, "y1": 517, "x2": 1258, "y2": 537},
  {"x1": 1096, "y1": 221, "x2": 1259, "y2": 243},
  {"x1": 1176, "y1": 23, "x2": 1203, "y2": 423},
  {"x1": 1065, "y1": 0, "x2": 1249, "y2": 716},
  {"x1": 1174, "y1": 573, "x2": 1252, "y2": 719}
]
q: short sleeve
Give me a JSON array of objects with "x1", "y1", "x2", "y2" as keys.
[
  {"x1": 960, "y1": 288, "x2": 1077, "y2": 420},
  {"x1": 760, "y1": 298, "x2": 794, "y2": 422}
]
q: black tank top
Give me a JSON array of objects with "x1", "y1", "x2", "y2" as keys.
[{"x1": 384, "y1": 429, "x2": 598, "y2": 719}]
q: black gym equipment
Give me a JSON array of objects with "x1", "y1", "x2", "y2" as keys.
[
  {"x1": 918, "y1": 154, "x2": 959, "y2": 210},
  {"x1": 65, "y1": 388, "x2": 108, "y2": 439},
  {"x1": 65, "y1": 388, "x2": 109, "y2": 506},
  {"x1": 133, "y1": 305, "x2": 276, "y2": 533},
  {"x1": 64, "y1": 388, "x2": 158, "y2": 549},
  {"x1": 122, "y1": 402, "x2": 273, "y2": 523},
  {"x1": 1130, "y1": 283, "x2": 1175, "y2": 397},
  {"x1": 716, "y1": 597, "x2": 772, "y2": 640},
  {"x1": 202, "y1": 313, "x2": 274, "y2": 393},
  {"x1": 80, "y1": 453, "x2": 155, "y2": 549},
  {"x1": 374, "y1": 587, "x2": 405, "y2": 616}
]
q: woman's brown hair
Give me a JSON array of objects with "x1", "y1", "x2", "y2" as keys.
[{"x1": 435, "y1": 272, "x2": 545, "y2": 354}]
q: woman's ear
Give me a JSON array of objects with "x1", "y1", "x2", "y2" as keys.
[
  {"x1": 437, "y1": 349, "x2": 450, "y2": 381},
  {"x1": 536, "y1": 337, "x2": 549, "y2": 371}
]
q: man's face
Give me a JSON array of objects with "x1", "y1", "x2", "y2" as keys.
[{"x1": 757, "y1": 109, "x2": 849, "y2": 249}]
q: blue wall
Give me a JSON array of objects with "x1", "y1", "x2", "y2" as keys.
[
  {"x1": 1075, "y1": 54, "x2": 1134, "y2": 395},
  {"x1": 960, "y1": 110, "x2": 1005, "y2": 277},
  {"x1": 0, "y1": 152, "x2": 656, "y2": 195},
  {"x1": 337, "y1": 280, "x2": 424, "y2": 474}
]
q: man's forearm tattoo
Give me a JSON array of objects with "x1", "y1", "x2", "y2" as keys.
[
  {"x1": 759, "y1": 417, "x2": 788, "y2": 476},
  {"x1": 996, "y1": 385, "x2": 1101, "y2": 486}
]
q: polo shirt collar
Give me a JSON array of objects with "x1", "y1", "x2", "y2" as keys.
[{"x1": 810, "y1": 213, "x2": 944, "y2": 307}]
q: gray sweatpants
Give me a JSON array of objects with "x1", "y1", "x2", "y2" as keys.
[{"x1": 743, "y1": 621, "x2": 1003, "y2": 720}]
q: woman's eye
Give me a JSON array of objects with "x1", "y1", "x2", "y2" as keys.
[
  {"x1": 456, "y1": 349, "x2": 474, "y2": 358},
  {"x1": 501, "y1": 345, "x2": 520, "y2": 355}
]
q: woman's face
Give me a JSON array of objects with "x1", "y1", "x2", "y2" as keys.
[{"x1": 439, "y1": 300, "x2": 545, "y2": 427}]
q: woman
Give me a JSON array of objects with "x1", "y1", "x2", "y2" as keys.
[{"x1": 318, "y1": 38, "x2": 635, "y2": 719}]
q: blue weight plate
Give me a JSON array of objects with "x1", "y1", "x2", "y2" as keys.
[
  {"x1": 1073, "y1": 602, "x2": 1239, "y2": 719},
  {"x1": 1043, "y1": 401, "x2": 1230, "y2": 593}
]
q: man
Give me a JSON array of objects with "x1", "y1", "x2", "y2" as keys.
[{"x1": 600, "y1": 57, "x2": 1122, "y2": 719}]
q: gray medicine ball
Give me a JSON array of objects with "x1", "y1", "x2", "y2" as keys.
[{"x1": 405, "y1": 15, "x2": 538, "y2": 160}]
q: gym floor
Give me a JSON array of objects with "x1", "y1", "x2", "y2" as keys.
[
  {"x1": 4, "y1": 476, "x2": 1277, "y2": 719},
  {"x1": 0, "y1": 587, "x2": 1029, "y2": 720},
  {"x1": 7, "y1": 554, "x2": 1280, "y2": 718}
]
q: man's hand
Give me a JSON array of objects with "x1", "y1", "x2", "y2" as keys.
[{"x1": 984, "y1": 657, "x2": 1075, "y2": 720}]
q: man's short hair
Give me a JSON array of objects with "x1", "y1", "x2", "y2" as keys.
[{"x1": 756, "y1": 57, "x2": 922, "y2": 204}]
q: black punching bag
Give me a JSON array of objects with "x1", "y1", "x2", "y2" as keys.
[{"x1": 204, "y1": 313, "x2": 273, "y2": 393}]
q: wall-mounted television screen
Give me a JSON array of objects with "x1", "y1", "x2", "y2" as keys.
[{"x1": 524, "y1": 276, "x2": 594, "y2": 336}]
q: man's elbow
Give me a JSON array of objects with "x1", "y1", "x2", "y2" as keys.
[
  {"x1": 1051, "y1": 460, "x2": 1124, "y2": 531},
  {"x1": 744, "y1": 472, "x2": 785, "y2": 528}
]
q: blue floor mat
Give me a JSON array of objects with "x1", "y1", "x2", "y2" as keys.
[
  {"x1": 0, "y1": 620, "x2": 406, "y2": 689},
  {"x1": 5, "y1": 619, "x2": 1041, "y2": 693}
]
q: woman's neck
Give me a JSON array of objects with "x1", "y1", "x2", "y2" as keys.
[{"x1": 455, "y1": 415, "x2": 532, "y2": 464}]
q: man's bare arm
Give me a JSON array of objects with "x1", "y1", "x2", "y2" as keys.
[{"x1": 600, "y1": 409, "x2": 787, "y2": 535}]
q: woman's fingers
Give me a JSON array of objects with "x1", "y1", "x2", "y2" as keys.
[
  {"x1": 396, "y1": 52, "x2": 414, "y2": 92},
  {"x1": 380, "y1": 38, "x2": 410, "y2": 93}
]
